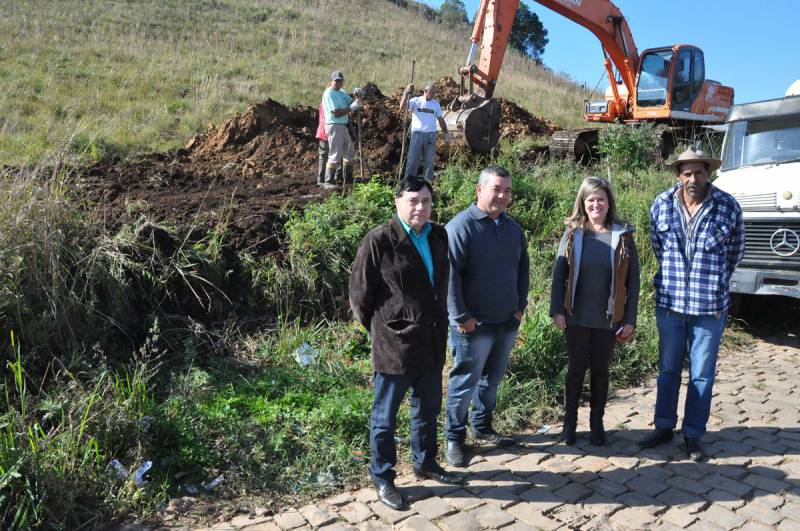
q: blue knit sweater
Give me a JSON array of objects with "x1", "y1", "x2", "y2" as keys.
[{"x1": 445, "y1": 204, "x2": 530, "y2": 325}]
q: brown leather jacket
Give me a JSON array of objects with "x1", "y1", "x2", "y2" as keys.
[
  {"x1": 561, "y1": 225, "x2": 636, "y2": 325},
  {"x1": 349, "y1": 216, "x2": 450, "y2": 375}
]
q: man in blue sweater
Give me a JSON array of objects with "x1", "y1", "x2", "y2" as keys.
[{"x1": 444, "y1": 165, "x2": 530, "y2": 467}]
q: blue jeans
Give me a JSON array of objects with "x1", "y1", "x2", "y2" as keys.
[
  {"x1": 369, "y1": 371, "x2": 442, "y2": 483},
  {"x1": 444, "y1": 318, "x2": 520, "y2": 442},
  {"x1": 654, "y1": 307, "x2": 727, "y2": 439},
  {"x1": 405, "y1": 131, "x2": 437, "y2": 180}
]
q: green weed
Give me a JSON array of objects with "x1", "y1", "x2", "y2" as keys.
[{"x1": 598, "y1": 123, "x2": 660, "y2": 175}]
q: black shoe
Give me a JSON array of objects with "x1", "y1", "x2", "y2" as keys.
[
  {"x1": 413, "y1": 464, "x2": 464, "y2": 485},
  {"x1": 472, "y1": 427, "x2": 515, "y2": 447},
  {"x1": 374, "y1": 480, "x2": 406, "y2": 510},
  {"x1": 685, "y1": 437, "x2": 706, "y2": 462},
  {"x1": 445, "y1": 440, "x2": 468, "y2": 467},
  {"x1": 639, "y1": 428, "x2": 674, "y2": 449},
  {"x1": 562, "y1": 420, "x2": 577, "y2": 445}
]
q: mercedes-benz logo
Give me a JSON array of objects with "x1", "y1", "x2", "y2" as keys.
[{"x1": 769, "y1": 228, "x2": 800, "y2": 257}]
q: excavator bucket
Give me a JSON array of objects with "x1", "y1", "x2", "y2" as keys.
[{"x1": 442, "y1": 97, "x2": 501, "y2": 154}]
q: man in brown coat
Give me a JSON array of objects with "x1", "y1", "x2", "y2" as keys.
[{"x1": 350, "y1": 178, "x2": 461, "y2": 510}]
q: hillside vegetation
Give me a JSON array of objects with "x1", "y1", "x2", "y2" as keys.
[{"x1": 0, "y1": 0, "x2": 586, "y2": 166}]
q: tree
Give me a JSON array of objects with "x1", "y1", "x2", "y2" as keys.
[
  {"x1": 509, "y1": 3, "x2": 548, "y2": 62},
  {"x1": 440, "y1": 0, "x2": 469, "y2": 27}
]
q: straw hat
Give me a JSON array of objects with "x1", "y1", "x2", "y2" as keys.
[{"x1": 666, "y1": 146, "x2": 722, "y2": 172}]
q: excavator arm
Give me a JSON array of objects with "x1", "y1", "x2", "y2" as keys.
[
  {"x1": 462, "y1": 0, "x2": 520, "y2": 99},
  {"x1": 533, "y1": 0, "x2": 638, "y2": 95},
  {"x1": 464, "y1": 0, "x2": 638, "y2": 111}
]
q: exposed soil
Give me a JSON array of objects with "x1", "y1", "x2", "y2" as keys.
[{"x1": 79, "y1": 78, "x2": 557, "y2": 254}]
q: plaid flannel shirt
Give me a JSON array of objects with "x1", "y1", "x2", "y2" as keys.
[{"x1": 650, "y1": 183, "x2": 745, "y2": 316}]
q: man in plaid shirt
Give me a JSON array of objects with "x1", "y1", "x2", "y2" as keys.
[{"x1": 640, "y1": 147, "x2": 745, "y2": 462}]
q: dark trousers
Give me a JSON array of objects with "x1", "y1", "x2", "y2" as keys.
[
  {"x1": 369, "y1": 371, "x2": 442, "y2": 484},
  {"x1": 564, "y1": 326, "x2": 616, "y2": 423}
]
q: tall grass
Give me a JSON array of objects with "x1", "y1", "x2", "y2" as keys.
[
  {"x1": 0, "y1": 0, "x2": 585, "y2": 165},
  {"x1": 1, "y1": 331, "x2": 164, "y2": 528},
  {"x1": 0, "y1": 164, "x2": 248, "y2": 527}
]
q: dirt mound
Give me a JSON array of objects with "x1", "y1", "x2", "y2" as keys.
[
  {"x1": 79, "y1": 78, "x2": 556, "y2": 254},
  {"x1": 500, "y1": 99, "x2": 557, "y2": 138}
]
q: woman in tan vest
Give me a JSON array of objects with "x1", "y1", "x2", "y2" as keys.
[{"x1": 549, "y1": 177, "x2": 640, "y2": 446}]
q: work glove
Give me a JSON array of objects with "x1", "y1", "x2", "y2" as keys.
[
  {"x1": 349, "y1": 100, "x2": 363, "y2": 112},
  {"x1": 405, "y1": 83, "x2": 415, "y2": 94}
]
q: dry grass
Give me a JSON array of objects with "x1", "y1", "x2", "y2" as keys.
[{"x1": 0, "y1": 0, "x2": 585, "y2": 165}]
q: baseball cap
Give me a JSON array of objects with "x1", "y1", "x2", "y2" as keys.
[{"x1": 331, "y1": 70, "x2": 344, "y2": 81}]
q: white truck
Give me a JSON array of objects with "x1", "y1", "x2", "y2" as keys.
[{"x1": 713, "y1": 82, "x2": 800, "y2": 300}]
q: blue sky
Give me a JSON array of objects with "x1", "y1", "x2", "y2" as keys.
[{"x1": 421, "y1": 0, "x2": 799, "y2": 104}]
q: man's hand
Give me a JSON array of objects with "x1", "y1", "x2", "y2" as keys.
[
  {"x1": 456, "y1": 318, "x2": 478, "y2": 334},
  {"x1": 405, "y1": 83, "x2": 415, "y2": 94},
  {"x1": 443, "y1": 132, "x2": 453, "y2": 143},
  {"x1": 552, "y1": 314, "x2": 566, "y2": 331},
  {"x1": 514, "y1": 310, "x2": 523, "y2": 322}
]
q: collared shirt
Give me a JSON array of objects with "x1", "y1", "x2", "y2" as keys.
[
  {"x1": 399, "y1": 218, "x2": 434, "y2": 285},
  {"x1": 322, "y1": 87, "x2": 353, "y2": 125},
  {"x1": 650, "y1": 183, "x2": 745, "y2": 316},
  {"x1": 408, "y1": 96, "x2": 443, "y2": 133}
]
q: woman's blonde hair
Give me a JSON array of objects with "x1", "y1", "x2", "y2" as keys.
[{"x1": 564, "y1": 176, "x2": 624, "y2": 231}]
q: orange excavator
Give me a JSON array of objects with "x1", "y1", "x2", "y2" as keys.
[{"x1": 443, "y1": 0, "x2": 734, "y2": 159}]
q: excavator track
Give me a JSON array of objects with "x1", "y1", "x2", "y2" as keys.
[{"x1": 548, "y1": 129, "x2": 599, "y2": 162}]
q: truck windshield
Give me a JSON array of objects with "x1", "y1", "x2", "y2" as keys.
[
  {"x1": 637, "y1": 50, "x2": 672, "y2": 107},
  {"x1": 721, "y1": 119, "x2": 800, "y2": 170}
]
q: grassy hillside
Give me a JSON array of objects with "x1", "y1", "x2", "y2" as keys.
[{"x1": 0, "y1": 0, "x2": 586, "y2": 165}]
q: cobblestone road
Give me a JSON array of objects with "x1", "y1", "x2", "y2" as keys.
[{"x1": 176, "y1": 334, "x2": 800, "y2": 530}]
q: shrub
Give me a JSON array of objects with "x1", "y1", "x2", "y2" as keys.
[
  {"x1": 280, "y1": 178, "x2": 395, "y2": 318},
  {"x1": 598, "y1": 123, "x2": 659, "y2": 174}
]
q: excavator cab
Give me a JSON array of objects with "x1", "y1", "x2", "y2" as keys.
[
  {"x1": 636, "y1": 50, "x2": 672, "y2": 107},
  {"x1": 632, "y1": 46, "x2": 719, "y2": 121}
]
